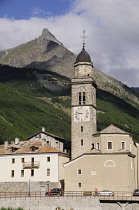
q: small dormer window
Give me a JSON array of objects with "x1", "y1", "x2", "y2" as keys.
[{"x1": 31, "y1": 146, "x2": 36, "y2": 152}]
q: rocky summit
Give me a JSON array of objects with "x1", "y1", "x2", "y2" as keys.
[
  {"x1": 0, "y1": 29, "x2": 139, "y2": 106},
  {"x1": 0, "y1": 28, "x2": 76, "y2": 78}
]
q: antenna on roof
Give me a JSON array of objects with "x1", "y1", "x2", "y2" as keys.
[{"x1": 81, "y1": 30, "x2": 88, "y2": 50}]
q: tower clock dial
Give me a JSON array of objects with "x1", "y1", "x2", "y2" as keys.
[{"x1": 74, "y1": 106, "x2": 90, "y2": 122}]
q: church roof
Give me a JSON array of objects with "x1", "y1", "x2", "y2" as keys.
[
  {"x1": 75, "y1": 48, "x2": 92, "y2": 63},
  {"x1": 99, "y1": 124, "x2": 130, "y2": 134}
]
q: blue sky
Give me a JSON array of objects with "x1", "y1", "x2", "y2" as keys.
[
  {"x1": 0, "y1": 0, "x2": 72, "y2": 19},
  {"x1": 0, "y1": 0, "x2": 139, "y2": 87}
]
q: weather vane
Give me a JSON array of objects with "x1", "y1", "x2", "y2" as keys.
[{"x1": 81, "y1": 30, "x2": 88, "y2": 50}]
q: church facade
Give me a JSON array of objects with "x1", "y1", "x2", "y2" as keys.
[{"x1": 64, "y1": 47, "x2": 139, "y2": 192}]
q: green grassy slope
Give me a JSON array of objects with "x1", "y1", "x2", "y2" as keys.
[
  {"x1": 0, "y1": 68, "x2": 71, "y2": 144},
  {"x1": 0, "y1": 82, "x2": 71, "y2": 143},
  {"x1": 0, "y1": 65, "x2": 139, "y2": 144},
  {"x1": 97, "y1": 89, "x2": 139, "y2": 141}
]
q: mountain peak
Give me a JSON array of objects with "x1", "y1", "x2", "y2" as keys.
[{"x1": 37, "y1": 28, "x2": 63, "y2": 46}]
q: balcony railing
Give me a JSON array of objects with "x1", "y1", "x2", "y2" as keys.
[{"x1": 23, "y1": 161, "x2": 40, "y2": 169}]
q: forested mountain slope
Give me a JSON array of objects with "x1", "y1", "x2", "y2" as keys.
[{"x1": 0, "y1": 64, "x2": 139, "y2": 144}]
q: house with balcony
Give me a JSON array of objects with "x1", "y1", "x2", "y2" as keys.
[{"x1": 0, "y1": 130, "x2": 70, "y2": 193}]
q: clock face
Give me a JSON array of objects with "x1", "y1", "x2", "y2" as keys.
[{"x1": 74, "y1": 106, "x2": 90, "y2": 122}]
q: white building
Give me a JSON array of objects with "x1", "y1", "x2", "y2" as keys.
[{"x1": 0, "y1": 130, "x2": 70, "y2": 192}]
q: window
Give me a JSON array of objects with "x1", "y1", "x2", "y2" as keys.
[
  {"x1": 12, "y1": 158, "x2": 15, "y2": 163},
  {"x1": 31, "y1": 158, "x2": 34, "y2": 166},
  {"x1": 78, "y1": 169, "x2": 82, "y2": 175},
  {"x1": 31, "y1": 146, "x2": 36, "y2": 152},
  {"x1": 78, "y1": 182, "x2": 82, "y2": 188},
  {"x1": 121, "y1": 142, "x2": 126, "y2": 150},
  {"x1": 107, "y1": 142, "x2": 112, "y2": 150},
  {"x1": 81, "y1": 126, "x2": 83, "y2": 132},
  {"x1": 31, "y1": 169, "x2": 34, "y2": 176},
  {"x1": 21, "y1": 170, "x2": 24, "y2": 177},
  {"x1": 56, "y1": 142, "x2": 59, "y2": 149},
  {"x1": 96, "y1": 143, "x2": 100, "y2": 150},
  {"x1": 47, "y1": 169, "x2": 50, "y2": 176},
  {"x1": 47, "y1": 157, "x2": 50, "y2": 162},
  {"x1": 21, "y1": 158, "x2": 24, "y2": 163},
  {"x1": 81, "y1": 139, "x2": 83, "y2": 146},
  {"x1": 104, "y1": 160, "x2": 115, "y2": 167},
  {"x1": 79, "y1": 92, "x2": 86, "y2": 105},
  {"x1": 11, "y1": 170, "x2": 14, "y2": 177}
]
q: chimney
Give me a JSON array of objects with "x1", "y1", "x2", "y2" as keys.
[
  {"x1": 15, "y1": 137, "x2": 20, "y2": 145},
  {"x1": 42, "y1": 127, "x2": 45, "y2": 132},
  {"x1": 4, "y1": 141, "x2": 8, "y2": 150}
]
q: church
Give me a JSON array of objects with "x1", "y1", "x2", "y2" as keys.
[{"x1": 64, "y1": 45, "x2": 139, "y2": 192}]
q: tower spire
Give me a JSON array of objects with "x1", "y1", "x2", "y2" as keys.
[{"x1": 81, "y1": 30, "x2": 88, "y2": 50}]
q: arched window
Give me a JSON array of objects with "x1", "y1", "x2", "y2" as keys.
[{"x1": 104, "y1": 160, "x2": 115, "y2": 167}]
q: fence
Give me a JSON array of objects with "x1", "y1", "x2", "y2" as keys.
[{"x1": 0, "y1": 191, "x2": 139, "y2": 201}]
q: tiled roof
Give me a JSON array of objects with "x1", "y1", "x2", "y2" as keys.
[
  {"x1": 15, "y1": 146, "x2": 31, "y2": 154},
  {"x1": 38, "y1": 145, "x2": 64, "y2": 153},
  {"x1": 99, "y1": 124, "x2": 130, "y2": 134},
  {"x1": 31, "y1": 142, "x2": 42, "y2": 147},
  {"x1": 0, "y1": 141, "x2": 65, "y2": 155},
  {"x1": 27, "y1": 131, "x2": 65, "y2": 141}
]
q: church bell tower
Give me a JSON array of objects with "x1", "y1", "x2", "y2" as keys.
[{"x1": 71, "y1": 43, "x2": 97, "y2": 159}]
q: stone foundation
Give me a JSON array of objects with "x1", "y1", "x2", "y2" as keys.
[
  {"x1": 0, "y1": 197, "x2": 138, "y2": 210},
  {"x1": 0, "y1": 181, "x2": 58, "y2": 193}
]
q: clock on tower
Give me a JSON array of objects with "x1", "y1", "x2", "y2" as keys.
[{"x1": 71, "y1": 45, "x2": 97, "y2": 159}]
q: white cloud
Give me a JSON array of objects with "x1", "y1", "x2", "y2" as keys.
[
  {"x1": 30, "y1": 8, "x2": 51, "y2": 18},
  {"x1": 0, "y1": 0, "x2": 139, "y2": 87}
]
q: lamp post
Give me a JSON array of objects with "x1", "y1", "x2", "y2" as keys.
[{"x1": 28, "y1": 179, "x2": 30, "y2": 197}]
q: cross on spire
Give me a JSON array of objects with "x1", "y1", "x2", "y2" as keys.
[{"x1": 81, "y1": 30, "x2": 88, "y2": 50}]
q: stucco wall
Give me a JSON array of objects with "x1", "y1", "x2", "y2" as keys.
[
  {"x1": 64, "y1": 153, "x2": 136, "y2": 192},
  {"x1": 0, "y1": 153, "x2": 69, "y2": 183}
]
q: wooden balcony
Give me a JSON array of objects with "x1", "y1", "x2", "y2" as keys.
[{"x1": 23, "y1": 161, "x2": 40, "y2": 169}]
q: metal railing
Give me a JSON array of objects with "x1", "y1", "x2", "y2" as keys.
[
  {"x1": 0, "y1": 191, "x2": 138, "y2": 201},
  {"x1": 23, "y1": 161, "x2": 40, "y2": 169}
]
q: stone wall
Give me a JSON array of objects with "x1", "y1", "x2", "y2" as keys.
[
  {"x1": 0, "y1": 182, "x2": 58, "y2": 193},
  {"x1": 102, "y1": 202, "x2": 139, "y2": 210},
  {"x1": 0, "y1": 197, "x2": 138, "y2": 210}
]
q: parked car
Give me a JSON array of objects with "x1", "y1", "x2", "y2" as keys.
[
  {"x1": 133, "y1": 189, "x2": 139, "y2": 196},
  {"x1": 95, "y1": 190, "x2": 114, "y2": 196},
  {"x1": 46, "y1": 188, "x2": 63, "y2": 196}
]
